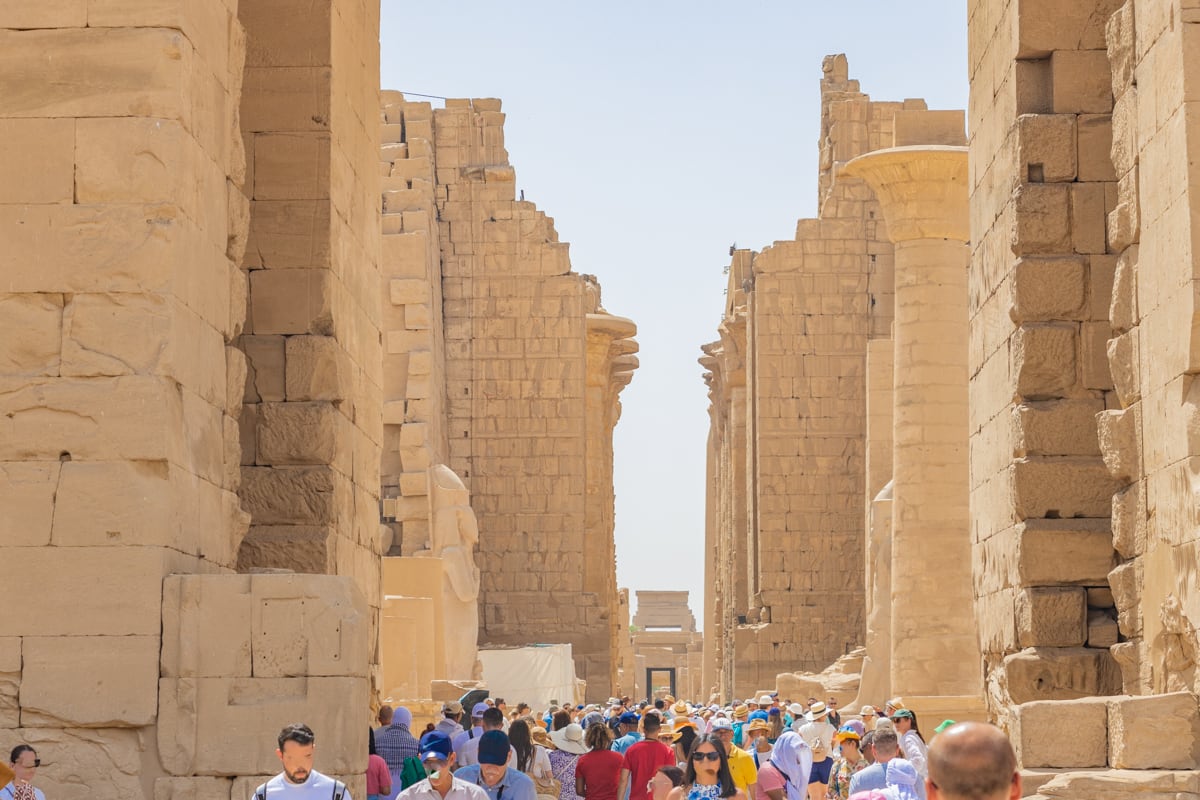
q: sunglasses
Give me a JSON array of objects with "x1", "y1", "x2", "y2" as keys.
[
  {"x1": 17, "y1": 760, "x2": 40, "y2": 768},
  {"x1": 692, "y1": 751, "x2": 720, "y2": 762}
]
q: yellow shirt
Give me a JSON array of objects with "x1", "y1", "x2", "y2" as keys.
[{"x1": 726, "y1": 745, "x2": 758, "y2": 792}]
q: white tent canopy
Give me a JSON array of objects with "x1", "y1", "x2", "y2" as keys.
[{"x1": 478, "y1": 644, "x2": 580, "y2": 707}]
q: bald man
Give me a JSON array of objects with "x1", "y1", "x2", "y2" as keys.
[{"x1": 926, "y1": 722, "x2": 1020, "y2": 800}]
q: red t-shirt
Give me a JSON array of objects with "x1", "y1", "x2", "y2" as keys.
[
  {"x1": 367, "y1": 753, "x2": 392, "y2": 795},
  {"x1": 576, "y1": 749, "x2": 625, "y2": 800},
  {"x1": 622, "y1": 740, "x2": 676, "y2": 800}
]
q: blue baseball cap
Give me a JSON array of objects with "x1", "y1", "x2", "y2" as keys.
[
  {"x1": 619, "y1": 711, "x2": 640, "y2": 724},
  {"x1": 419, "y1": 730, "x2": 452, "y2": 761},
  {"x1": 478, "y1": 730, "x2": 511, "y2": 766}
]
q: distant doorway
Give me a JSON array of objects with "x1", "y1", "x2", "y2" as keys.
[{"x1": 647, "y1": 667, "x2": 676, "y2": 699}]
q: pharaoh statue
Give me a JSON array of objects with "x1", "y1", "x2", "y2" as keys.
[{"x1": 429, "y1": 464, "x2": 482, "y2": 679}]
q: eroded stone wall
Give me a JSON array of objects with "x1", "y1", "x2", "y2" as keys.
[{"x1": 967, "y1": 0, "x2": 1125, "y2": 719}]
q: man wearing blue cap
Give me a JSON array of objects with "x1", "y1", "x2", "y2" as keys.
[
  {"x1": 611, "y1": 712, "x2": 642, "y2": 755},
  {"x1": 457, "y1": 708, "x2": 515, "y2": 768},
  {"x1": 453, "y1": 731, "x2": 536, "y2": 800},
  {"x1": 398, "y1": 731, "x2": 488, "y2": 800}
]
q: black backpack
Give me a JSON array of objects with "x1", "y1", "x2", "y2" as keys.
[{"x1": 255, "y1": 779, "x2": 346, "y2": 800}]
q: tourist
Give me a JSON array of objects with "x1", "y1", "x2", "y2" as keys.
[
  {"x1": 926, "y1": 722, "x2": 1020, "y2": 800},
  {"x1": 671, "y1": 718, "x2": 699, "y2": 768},
  {"x1": 766, "y1": 710, "x2": 784, "y2": 744},
  {"x1": 454, "y1": 703, "x2": 492, "y2": 757},
  {"x1": 825, "y1": 700, "x2": 842, "y2": 731},
  {"x1": 459, "y1": 708, "x2": 515, "y2": 768},
  {"x1": 495, "y1": 700, "x2": 510, "y2": 730},
  {"x1": 848, "y1": 731, "x2": 899, "y2": 795},
  {"x1": 826, "y1": 727, "x2": 865, "y2": 800},
  {"x1": 618, "y1": 713, "x2": 676, "y2": 800},
  {"x1": 399, "y1": 730, "x2": 488, "y2": 800},
  {"x1": 882, "y1": 700, "x2": 904, "y2": 719},
  {"x1": 883, "y1": 759, "x2": 920, "y2": 800},
  {"x1": 554, "y1": 711, "x2": 573, "y2": 732},
  {"x1": 744, "y1": 720, "x2": 773, "y2": 768},
  {"x1": 754, "y1": 731, "x2": 810, "y2": 800},
  {"x1": 368, "y1": 732, "x2": 394, "y2": 800},
  {"x1": 890, "y1": 711, "x2": 927, "y2": 792},
  {"x1": 252, "y1": 723, "x2": 349, "y2": 800},
  {"x1": 796, "y1": 703, "x2": 835, "y2": 800},
  {"x1": 649, "y1": 766, "x2": 685, "y2": 800},
  {"x1": 378, "y1": 706, "x2": 395, "y2": 738},
  {"x1": 709, "y1": 718, "x2": 756, "y2": 800},
  {"x1": 549, "y1": 723, "x2": 589, "y2": 800},
  {"x1": 378, "y1": 706, "x2": 421, "y2": 796},
  {"x1": 859, "y1": 732, "x2": 876, "y2": 767},
  {"x1": 576, "y1": 723, "x2": 623, "y2": 800},
  {"x1": 666, "y1": 733, "x2": 743, "y2": 800},
  {"x1": 454, "y1": 731, "x2": 537, "y2": 800},
  {"x1": 512, "y1": 719, "x2": 556, "y2": 791},
  {"x1": 438, "y1": 702, "x2": 466, "y2": 738},
  {"x1": 858, "y1": 707, "x2": 877, "y2": 734},
  {"x1": 4, "y1": 745, "x2": 44, "y2": 800},
  {"x1": 613, "y1": 712, "x2": 643, "y2": 754},
  {"x1": 731, "y1": 706, "x2": 750, "y2": 748}
]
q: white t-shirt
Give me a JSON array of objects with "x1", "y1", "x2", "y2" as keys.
[
  {"x1": 251, "y1": 771, "x2": 352, "y2": 800},
  {"x1": 796, "y1": 720, "x2": 836, "y2": 758}
]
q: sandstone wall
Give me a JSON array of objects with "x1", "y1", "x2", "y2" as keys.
[
  {"x1": 372, "y1": 95, "x2": 637, "y2": 700},
  {"x1": 0, "y1": 1, "x2": 381, "y2": 797},
  {"x1": 702, "y1": 57, "x2": 957, "y2": 700},
  {"x1": 967, "y1": 0, "x2": 1126, "y2": 718}
]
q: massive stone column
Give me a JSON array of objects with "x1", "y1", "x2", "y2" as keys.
[{"x1": 843, "y1": 146, "x2": 984, "y2": 718}]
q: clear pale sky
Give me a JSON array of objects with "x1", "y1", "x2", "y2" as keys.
[{"x1": 380, "y1": 2, "x2": 969, "y2": 631}]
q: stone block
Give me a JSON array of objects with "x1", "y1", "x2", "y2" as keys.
[
  {"x1": 0, "y1": 0, "x2": 86, "y2": 27},
  {"x1": 249, "y1": 269, "x2": 333, "y2": 335},
  {"x1": 1087, "y1": 608, "x2": 1119, "y2": 648},
  {"x1": 1051, "y1": 50, "x2": 1114, "y2": 113},
  {"x1": 0, "y1": 27, "x2": 189, "y2": 118},
  {"x1": 153, "y1": 777, "x2": 234, "y2": 800},
  {"x1": 243, "y1": 200, "x2": 332, "y2": 269},
  {"x1": 1017, "y1": 0, "x2": 1124, "y2": 58},
  {"x1": 1010, "y1": 257, "x2": 1087, "y2": 321},
  {"x1": 1111, "y1": 481, "x2": 1146, "y2": 558},
  {"x1": 1107, "y1": 329, "x2": 1140, "y2": 407},
  {"x1": 1097, "y1": 406, "x2": 1140, "y2": 482},
  {"x1": 74, "y1": 117, "x2": 192, "y2": 207},
  {"x1": 60, "y1": 292, "x2": 175, "y2": 378},
  {"x1": 1109, "y1": 560, "x2": 1141, "y2": 637},
  {"x1": 1017, "y1": 114, "x2": 1077, "y2": 182},
  {"x1": 0, "y1": 462, "x2": 59, "y2": 546},
  {"x1": 158, "y1": 676, "x2": 368, "y2": 776},
  {"x1": 0, "y1": 637, "x2": 19, "y2": 728},
  {"x1": 1107, "y1": 167, "x2": 1139, "y2": 252},
  {"x1": 1110, "y1": 87, "x2": 1137, "y2": 176},
  {"x1": 1017, "y1": 588, "x2": 1087, "y2": 647},
  {"x1": 242, "y1": 334, "x2": 286, "y2": 402},
  {"x1": 1011, "y1": 183, "x2": 1071, "y2": 255},
  {"x1": 1013, "y1": 324, "x2": 1077, "y2": 397},
  {"x1": 1107, "y1": 693, "x2": 1200, "y2": 768},
  {"x1": 1110, "y1": 246, "x2": 1138, "y2": 333},
  {"x1": 239, "y1": 465, "x2": 336, "y2": 524},
  {"x1": 390, "y1": 278, "x2": 429, "y2": 305},
  {"x1": 1077, "y1": 114, "x2": 1117, "y2": 182},
  {"x1": 1012, "y1": 458, "x2": 1118, "y2": 518},
  {"x1": 252, "y1": 132, "x2": 330, "y2": 200},
  {"x1": 236, "y1": 524, "x2": 333, "y2": 574},
  {"x1": 1021, "y1": 520, "x2": 1117, "y2": 585},
  {"x1": 0, "y1": 293, "x2": 63, "y2": 376},
  {"x1": 20, "y1": 635, "x2": 159, "y2": 727},
  {"x1": 0, "y1": 118, "x2": 74, "y2": 203},
  {"x1": 1107, "y1": 1, "x2": 1136, "y2": 95},
  {"x1": 405, "y1": 303, "x2": 432, "y2": 330},
  {"x1": 240, "y1": 65, "x2": 331, "y2": 134},
  {"x1": 1080, "y1": 321, "x2": 1114, "y2": 390},
  {"x1": 0, "y1": 546, "x2": 167, "y2": 636},
  {"x1": 1003, "y1": 647, "x2": 1123, "y2": 704},
  {"x1": 50, "y1": 460, "x2": 171, "y2": 547},
  {"x1": 1071, "y1": 183, "x2": 1107, "y2": 255},
  {"x1": 1013, "y1": 697, "x2": 1108, "y2": 767},
  {"x1": 1013, "y1": 399, "x2": 1103, "y2": 456},
  {"x1": 162, "y1": 574, "x2": 254, "y2": 679},
  {"x1": 284, "y1": 335, "x2": 346, "y2": 401}
]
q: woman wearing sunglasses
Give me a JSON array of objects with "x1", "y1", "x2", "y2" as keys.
[
  {"x1": 4, "y1": 745, "x2": 44, "y2": 800},
  {"x1": 665, "y1": 734, "x2": 742, "y2": 800}
]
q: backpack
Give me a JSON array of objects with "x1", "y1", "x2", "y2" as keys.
[
  {"x1": 255, "y1": 779, "x2": 345, "y2": 800},
  {"x1": 400, "y1": 755, "x2": 428, "y2": 789}
]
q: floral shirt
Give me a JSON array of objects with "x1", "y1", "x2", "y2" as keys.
[{"x1": 826, "y1": 757, "x2": 866, "y2": 800}]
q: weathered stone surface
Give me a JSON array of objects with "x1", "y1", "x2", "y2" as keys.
[
  {"x1": 1012, "y1": 458, "x2": 1120, "y2": 518},
  {"x1": 1002, "y1": 647, "x2": 1122, "y2": 704},
  {"x1": 284, "y1": 335, "x2": 346, "y2": 401},
  {"x1": 1087, "y1": 608, "x2": 1119, "y2": 648},
  {"x1": 0, "y1": 637, "x2": 19, "y2": 728},
  {"x1": 256, "y1": 401, "x2": 339, "y2": 465},
  {"x1": 0, "y1": 462, "x2": 59, "y2": 546},
  {"x1": 7, "y1": 727, "x2": 146, "y2": 800},
  {"x1": 1013, "y1": 697, "x2": 1108, "y2": 768},
  {"x1": 1108, "y1": 693, "x2": 1200, "y2": 769},
  {"x1": 1017, "y1": 588, "x2": 1087, "y2": 647},
  {"x1": 20, "y1": 635, "x2": 160, "y2": 727},
  {"x1": 239, "y1": 465, "x2": 336, "y2": 524},
  {"x1": 0, "y1": 294, "x2": 63, "y2": 376},
  {"x1": 1013, "y1": 324, "x2": 1077, "y2": 398}
]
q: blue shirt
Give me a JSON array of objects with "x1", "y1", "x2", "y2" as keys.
[
  {"x1": 612, "y1": 732, "x2": 643, "y2": 754},
  {"x1": 848, "y1": 762, "x2": 886, "y2": 795},
  {"x1": 454, "y1": 725, "x2": 486, "y2": 754},
  {"x1": 452, "y1": 766, "x2": 536, "y2": 800}
]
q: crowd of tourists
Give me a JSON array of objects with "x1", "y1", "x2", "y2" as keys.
[
  {"x1": 2, "y1": 695, "x2": 1020, "y2": 800},
  {"x1": 363, "y1": 694, "x2": 1018, "y2": 800}
]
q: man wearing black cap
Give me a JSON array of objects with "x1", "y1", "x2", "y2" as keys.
[
  {"x1": 612, "y1": 712, "x2": 642, "y2": 754},
  {"x1": 398, "y1": 731, "x2": 488, "y2": 800},
  {"x1": 452, "y1": 731, "x2": 536, "y2": 800}
]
